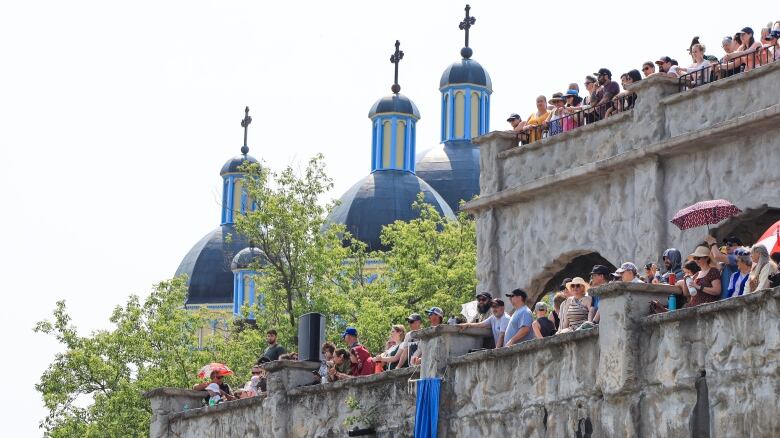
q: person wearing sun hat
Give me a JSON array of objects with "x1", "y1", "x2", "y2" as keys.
[
  {"x1": 686, "y1": 245, "x2": 722, "y2": 307},
  {"x1": 547, "y1": 92, "x2": 566, "y2": 136},
  {"x1": 558, "y1": 277, "x2": 593, "y2": 333}
]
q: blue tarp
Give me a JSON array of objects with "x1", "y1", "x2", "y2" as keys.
[{"x1": 414, "y1": 378, "x2": 441, "y2": 438}]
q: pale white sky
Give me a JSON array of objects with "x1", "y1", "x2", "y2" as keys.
[{"x1": 0, "y1": 0, "x2": 773, "y2": 434}]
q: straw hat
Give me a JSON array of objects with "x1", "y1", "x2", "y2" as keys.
[
  {"x1": 566, "y1": 277, "x2": 590, "y2": 292},
  {"x1": 689, "y1": 246, "x2": 711, "y2": 258}
]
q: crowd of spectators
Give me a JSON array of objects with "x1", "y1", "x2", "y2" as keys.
[{"x1": 508, "y1": 21, "x2": 780, "y2": 145}]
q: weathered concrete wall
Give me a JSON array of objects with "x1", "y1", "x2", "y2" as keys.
[
  {"x1": 465, "y1": 62, "x2": 780, "y2": 301},
  {"x1": 148, "y1": 285, "x2": 780, "y2": 437}
]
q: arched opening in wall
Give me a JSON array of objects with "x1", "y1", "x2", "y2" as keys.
[
  {"x1": 528, "y1": 250, "x2": 618, "y2": 306},
  {"x1": 712, "y1": 204, "x2": 780, "y2": 247}
]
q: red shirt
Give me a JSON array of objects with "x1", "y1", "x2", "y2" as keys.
[{"x1": 349, "y1": 345, "x2": 375, "y2": 376}]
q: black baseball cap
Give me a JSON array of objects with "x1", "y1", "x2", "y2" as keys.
[
  {"x1": 593, "y1": 68, "x2": 612, "y2": 77},
  {"x1": 590, "y1": 265, "x2": 611, "y2": 276},
  {"x1": 559, "y1": 278, "x2": 572, "y2": 291},
  {"x1": 475, "y1": 291, "x2": 493, "y2": 300},
  {"x1": 739, "y1": 26, "x2": 754, "y2": 35},
  {"x1": 490, "y1": 298, "x2": 505, "y2": 307},
  {"x1": 406, "y1": 313, "x2": 422, "y2": 323},
  {"x1": 506, "y1": 113, "x2": 521, "y2": 122},
  {"x1": 505, "y1": 288, "x2": 528, "y2": 300},
  {"x1": 655, "y1": 56, "x2": 672, "y2": 65}
]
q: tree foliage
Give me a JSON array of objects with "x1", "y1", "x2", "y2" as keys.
[{"x1": 36, "y1": 155, "x2": 477, "y2": 436}]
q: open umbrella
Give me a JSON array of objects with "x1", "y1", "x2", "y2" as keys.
[
  {"x1": 197, "y1": 363, "x2": 233, "y2": 379},
  {"x1": 756, "y1": 220, "x2": 780, "y2": 255},
  {"x1": 671, "y1": 199, "x2": 742, "y2": 230}
]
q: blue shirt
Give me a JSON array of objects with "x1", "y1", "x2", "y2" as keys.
[
  {"x1": 719, "y1": 254, "x2": 738, "y2": 299},
  {"x1": 505, "y1": 306, "x2": 535, "y2": 344}
]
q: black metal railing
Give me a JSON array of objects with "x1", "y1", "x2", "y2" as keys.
[
  {"x1": 517, "y1": 93, "x2": 636, "y2": 145},
  {"x1": 679, "y1": 46, "x2": 778, "y2": 91}
]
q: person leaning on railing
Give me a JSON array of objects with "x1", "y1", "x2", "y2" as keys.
[
  {"x1": 521, "y1": 95, "x2": 550, "y2": 144},
  {"x1": 724, "y1": 26, "x2": 763, "y2": 71},
  {"x1": 679, "y1": 44, "x2": 712, "y2": 88},
  {"x1": 761, "y1": 30, "x2": 780, "y2": 63}
]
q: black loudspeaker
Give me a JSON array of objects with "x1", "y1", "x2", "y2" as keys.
[{"x1": 298, "y1": 313, "x2": 325, "y2": 362}]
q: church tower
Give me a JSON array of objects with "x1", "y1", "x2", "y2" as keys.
[{"x1": 416, "y1": 4, "x2": 492, "y2": 212}]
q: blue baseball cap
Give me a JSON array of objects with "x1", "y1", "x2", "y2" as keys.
[
  {"x1": 425, "y1": 307, "x2": 444, "y2": 317},
  {"x1": 341, "y1": 327, "x2": 358, "y2": 338},
  {"x1": 565, "y1": 89, "x2": 579, "y2": 97}
]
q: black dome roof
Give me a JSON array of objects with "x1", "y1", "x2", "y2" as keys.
[
  {"x1": 325, "y1": 170, "x2": 455, "y2": 251},
  {"x1": 220, "y1": 154, "x2": 259, "y2": 175},
  {"x1": 231, "y1": 247, "x2": 268, "y2": 271},
  {"x1": 175, "y1": 224, "x2": 249, "y2": 305},
  {"x1": 415, "y1": 140, "x2": 481, "y2": 212},
  {"x1": 440, "y1": 59, "x2": 492, "y2": 90},
  {"x1": 368, "y1": 94, "x2": 420, "y2": 119}
]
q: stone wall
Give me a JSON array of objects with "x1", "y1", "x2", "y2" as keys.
[
  {"x1": 147, "y1": 285, "x2": 780, "y2": 437},
  {"x1": 464, "y1": 62, "x2": 780, "y2": 301}
]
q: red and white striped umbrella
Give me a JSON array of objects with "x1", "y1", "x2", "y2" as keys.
[
  {"x1": 670, "y1": 199, "x2": 742, "y2": 230},
  {"x1": 197, "y1": 363, "x2": 233, "y2": 379},
  {"x1": 756, "y1": 220, "x2": 780, "y2": 255}
]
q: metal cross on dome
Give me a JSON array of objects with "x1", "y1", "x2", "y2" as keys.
[
  {"x1": 389, "y1": 40, "x2": 404, "y2": 94},
  {"x1": 459, "y1": 4, "x2": 476, "y2": 59},
  {"x1": 240, "y1": 106, "x2": 252, "y2": 156}
]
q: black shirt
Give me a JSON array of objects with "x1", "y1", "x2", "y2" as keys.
[
  {"x1": 538, "y1": 317, "x2": 556, "y2": 337},
  {"x1": 260, "y1": 344, "x2": 286, "y2": 362}
]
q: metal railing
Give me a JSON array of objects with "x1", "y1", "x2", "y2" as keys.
[
  {"x1": 679, "y1": 46, "x2": 778, "y2": 92},
  {"x1": 517, "y1": 93, "x2": 636, "y2": 145}
]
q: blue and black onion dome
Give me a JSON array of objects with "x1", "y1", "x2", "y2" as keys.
[
  {"x1": 325, "y1": 170, "x2": 455, "y2": 252},
  {"x1": 230, "y1": 247, "x2": 268, "y2": 271},
  {"x1": 220, "y1": 154, "x2": 259, "y2": 176},
  {"x1": 175, "y1": 225, "x2": 250, "y2": 305},
  {"x1": 415, "y1": 140, "x2": 480, "y2": 212},
  {"x1": 439, "y1": 58, "x2": 492, "y2": 90},
  {"x1": 368, "y1": 94, "x2": 421, "y2": 119}
]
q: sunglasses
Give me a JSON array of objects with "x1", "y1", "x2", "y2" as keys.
[
  {"x1": 643, "y1": 66, "x2": 652, "y2": 70},
  {"x1": 693, "y1": 256, "x2": 704, "y2": 261},
  {"x1": 570, "y1": 284, "x2": 583, "y2": 288}
]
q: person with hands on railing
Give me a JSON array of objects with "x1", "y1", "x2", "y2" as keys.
[
  {"x1": 725, "y1": 27, "x2": 763, "y2": 71},
  {"x1": 522, "y1": 95, "x2": 550, "y2": 144},
  {"x1": 680, "y1": 44, "x2": 712, "y2": 87}
]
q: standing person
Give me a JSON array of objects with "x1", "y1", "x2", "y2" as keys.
[
  {"x1": 558, "y1": 278, "x2": 593, "y2": 333},
  {"x1": 661, "y1": 248, "x2": 684, "y2": 284},
  {"x1": 547, "y1": 93, "x2": 566, "y2": 136},
  {"x1": 394, "y1": 313, "x2": 422, "y2": 369},
  {"x1": 504, "y1": 289, "x2": 535, "y2": 346},
  {"x1": 462, "y1": 298, "x2": 510, "y2": 348},
  {"x1": 373, "y1": 325, "x2": 406, "y2": 371},
  {"x1": 685, "y1": 246, "x2": 722, "y2": 307},
  {"x1": 258, "y1": 329, "x2": 286, "y2": 363},
  {"x1": 588, "y1": 265, "x2": 611, "y2": 324},
  {"x1": 531, "y1": 302, "x2": 556, "y2": 338},
  {"x1": 410, "y1": 308, "x2": 444, "y2": 365},
  {"x1": 704, "y1": 235, "x2": 741, "y2": 299},
  {"x1": 523, "y1": 95, "x2": 550, "y2": 143},
  {"x1": 641, "y1": 61, "x2": 656, "y2": 77},
  {"x1": 685, "y1": 44, "x2": 712, "y2": 86},
  {"x1": 614, "y1": 262, "x2": 643, "y2": 283},
  {"x1": 643, "y1": 263, "x2": 662, "y2": 284},
  {"x1": 551, "y1": 292, "x2": 567, "y2": 330},
  {"x1": 341, "y1": 327, "x2": 362, "y2": 349},
  {"x1": 725, "y1": 249, "x2": 752, "y2": 298},
  {"x1": 655, "y1": 56, "x2": 681, "y2": 77},
  {"x1": 592, "y1": 68, "x2": 620, "y2": 120},
  {"x1": 745, "y1": 245, "x2": 779, "y2": 293},
  {"x1": 472, "y1": 292, "x2": 493, "y2": 323}
]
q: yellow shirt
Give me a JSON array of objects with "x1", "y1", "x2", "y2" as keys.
[{"x1": 525, "y1": 110, "x2": 550, "y2": 143}]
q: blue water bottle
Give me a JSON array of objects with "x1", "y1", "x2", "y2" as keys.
[{"x1": 668, "y1": 294, "x2": 677, "y2": 311}]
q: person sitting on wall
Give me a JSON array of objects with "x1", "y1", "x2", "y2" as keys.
[
  {"x1": 410, "y1": 307, "x2": 444, "y2": 366},
  {"x1": 684, "y1": 246, "x2": 722, "y2": 307},
  {"x1": 725, "y1": 248, "x2": 752, "y2": 298},
  {"x1": 557, "y1": 278, "x2": 593, "y2": 333},
  {"x1": 373, "y1": 325, "x2": 407, "y2": 371},
  {"x1": 327, "y1": 349, "x2": 351, "y2": 382},
  {"x1": 745, "y1": 245, "x2": 779, "y2": 293},
  {"x1": 193, "y1": 371, "x2": 235, "y2": 404},
  {"x1": 531, "y1": 302, "x2": 556, "y2": 338},
  {"x1": 461, "y1": 298, "x2": 510, "y2": 348}
]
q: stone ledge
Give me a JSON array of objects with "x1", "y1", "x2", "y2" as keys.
[
  {"x1": 263, "y1": 359, "x2": 320, "y2": 372},
  {"x1": 287, "y1": 366, "x2": 419, "y2": 397},
  {"x1": 143, "y1": 388, "x2": 208, "y2": 399},
  {"x1": 642, "y1": 286, "x2": 780, "y2": 326},
  {"x1": 589, "y1": 282, "x2": 679, "y2": 299},
  {"x1": 462, "y1": 102, "x2": 780, "y2": 213},
  {"x1": 498, "y1": 110, "x2": 633, "y2": 160},
  {"x1": 414, "y1": 324, "x2": 492, "y2": 341},
  {"x1": 168, "y1": 393, "x2": 268, "y2": 422},
  {"x1": 448, "y1": 327, "x2": 599, "y2": 367},
  {"x1": 472, "y1": 130, "x2": 518, "y2": 145},
  {"x1": 661, "y1": 60, "x2": 780, "y2": 105}
]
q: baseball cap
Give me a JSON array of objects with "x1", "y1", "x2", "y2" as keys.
[
  {"x1": 739, "y1": 26, "x2": 754, "y2": 35},
  {"x1": 475, "y1": 291, "x2": 493, "y2": 300},
  {"x1": 723, "y1": 236, "x2": 743, "y2": 246},
  {"x1": 406, "y1": 313, "x2": 422, "y2": 323},
  {"x1": 593, "y1": 68, "x2": 612, "y2": 77},
  {"x1": 534, "y1": 302, "x2": 548, "y2": 311},
  {"x1": 614, "y1": 262, "x2": 638, "y2": 274},
  {"x1": 655, "y1": 56, "x2": 672, "y2": 65},
  {"x1": 425, "y1": 307, "x2": 444, "y2": 317},
  {"x1": 341, "y1": 327, "x2": 358, "y2": 338},
  {"x1": 559, "y1": 278, "x2": 572, "y2": 291},
  {"x1": 506, "y1": 113, "x2": 521, "y2": 122},
  {"x1": 565, "y1": 89, "x2": 579, "y2": 97},
  {"x1": 590, "y1": 265, "x2": 611, "y2": 276},
  {"x1": 490, "y1": 298, "x2": 505, "y2": 307},
  {"x1": 505, "y1": 288, "x2": 528, "y2": 299}
]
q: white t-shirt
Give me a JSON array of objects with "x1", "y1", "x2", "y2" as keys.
[
  {"x1": 483, "y1": 313, "x2": 510, "y2": 347},
  {"x1": 667, "y1": 65, "x2": 681, "y2": 77}
]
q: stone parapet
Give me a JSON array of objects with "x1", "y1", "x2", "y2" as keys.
[
  {"x1": 414, "y1": 325, "x2": 492, "y2": 378},
  {"x1": 143, "y1": 388, "x2": 208, "y2": 438}
]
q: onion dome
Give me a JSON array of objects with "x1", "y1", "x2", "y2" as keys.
[
  {"x1": 368, "y1": 94, "x2": 421, "y2": 119},
  {"x1": 325, "y1": 170, "x2": 455, "y2": 251},
  {"x1": 220, "y1": 154, "x2": 259, "y2": 176},
  {"x1": 175, "y1": 224, "x2": 249, "y2": 305},
  {"x1": 439, "y1": 58, "x2": 492, "y2": 91},
  {"x1": 230, "y1": 247, "x2": 267, "y2": 271},
  {"x1": 415, "y1": 140, "x2": 480, "y2": 212}
]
